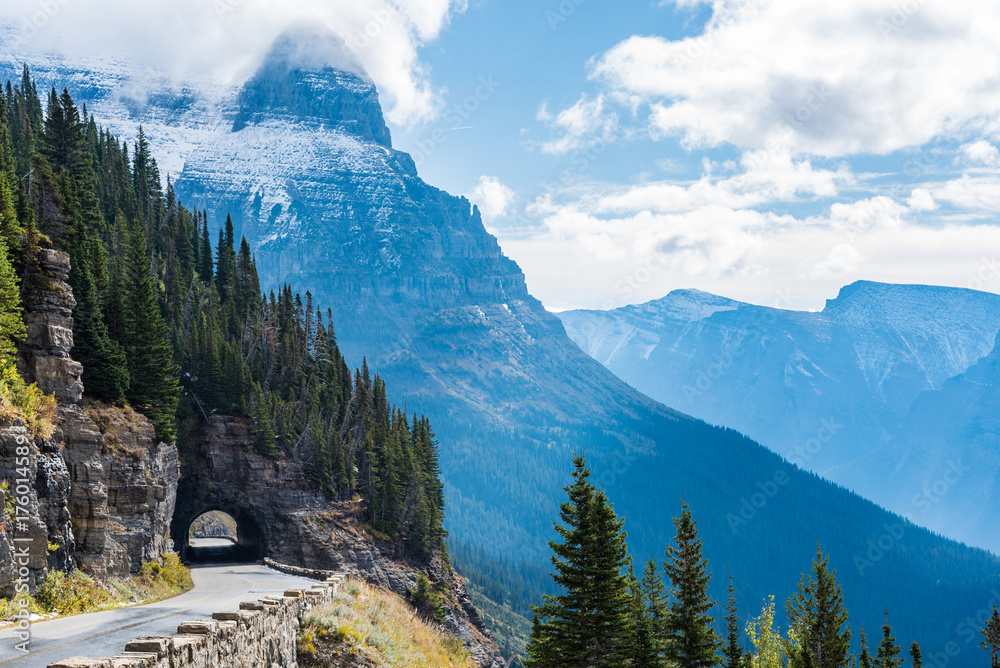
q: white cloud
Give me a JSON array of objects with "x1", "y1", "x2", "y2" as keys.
[
  {"x1": 960, "y1": 140, "x2": 1000, "y2": 166},
  {"x1": 587, "y1": 149, "x2": 853, "y2": 215},
  {"x1": 806, "y1": 244, "x2": 864, "y2": 279},
  {"x1": 538, "y1": 94, "x2": 618, "y2": 154},
  {"x1": 586, "y1": 0, "x2": 1000, "y2": 156},
  {"x1": 934, "y1": 174, "x2": 1000, "y2": 211},
  {"x1": 470, "y1": 176, "x2": 516, "y2": 223},
  {"x1": 0, "y1": 0, "x2": 465, "y2": 124},
  {"x1": 907, "y1": 188, "x2": 937, "y2": 211}
]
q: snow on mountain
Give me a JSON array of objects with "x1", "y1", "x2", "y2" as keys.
[
  {"x1": 7, "y1": 29, "x2": 1000, "y2": 661},
  {"x1": 559, "y1": 280, "x2": 1000, "y2": 551}
]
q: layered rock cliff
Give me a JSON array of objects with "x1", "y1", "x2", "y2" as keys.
[
  {"x1": 0, "y1": 249, "x2": 178, "y2": 595},
  {"x1": 173, "y1": 414, "x2": 503, "y2": 668}
]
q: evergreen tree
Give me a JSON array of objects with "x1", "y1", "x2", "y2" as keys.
[
  {"x1": 723, "y1": 571, "x2": 744, "y2": 668},
  {"x1": 121, "y1": 225, "x2": 180, "y2": 440},
  {"x1": 858, "y1": 627, "x2": 873, "y2": 668},
  {"x1": 0, "y1": 237, "x2": 23, "y2": 362},
  {"x1": 525, "y1": 455, "x2": 630, "y2": 668},
  {"x1": 909, "y1": 642, "x2": 922, "y2": 668},
  {"x1": 982, "y1": 605, "x2": 1000, "y2": 668},
  {"x1": 642, "y1": 557, "x2": 669, "y2": 660},
  {"x1": 876, "y1": 609, "x2": 903, "y2": 668},
  {"x1": 627, "y1": 559, "x2": 659, "y2": 668},
  {"x1": 785, "y1": 545, "x2": 851, "y2": 668},
  {"x1": 663, "y1": 500, "x2": 721, "y2": 668}
]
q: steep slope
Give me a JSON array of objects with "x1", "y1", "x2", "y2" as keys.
[
  {"x1": 872, "y1": 333, "x2": 1000, "y2": 549},
  {"x1": 8, "y1": 31, "x2": 1000, "y2": 664},
  {"x1": 559, "y1": 282, "x2": 1000, "y2": 551}
]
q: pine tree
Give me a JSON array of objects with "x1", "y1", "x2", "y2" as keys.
[
  {"x1": 909, "y1": 642, "x2": 922, "y2": 668},
  {"x1": 785, "y1": 545, "x2": 851, "y2": 668},
  {"x1": 0, "y1": 237, "x2": 24, "y2": 362},
  {"x1": 525, "y1": 455, "x2": 631, "y2": 668},
  {"x1": 858, "y1": 627, "x2": 873, "y2": 668},
  {"x1": 663, "y1": 500, "x2": 721, "y2": 668},
  {"x1": 642, "y1": 557, "x2": 669, "y2": 660},
  {"x1": 723, "y1": 571, "x2": 744, "y2": 668},
  {"x1": 627, "y1": 559, "x2": 659, "y2": 668},
  {"x1": 121, "y1": 225, "x2": 180, "y2": 441},
  {"x1": 982, "y1": 605, "x2": 1000, "y2": 668},
  {"x1": 876, "y1": 609, "x2": 903, "y2": 668}
]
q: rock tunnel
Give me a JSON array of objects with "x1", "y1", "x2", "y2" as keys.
[{"x1": 172, "y1": 507, "x2": 264, "y2": 563}]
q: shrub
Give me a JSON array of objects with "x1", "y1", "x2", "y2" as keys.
[{"x1": 0, "y1": 361, "x2": 56, "y2": 439}]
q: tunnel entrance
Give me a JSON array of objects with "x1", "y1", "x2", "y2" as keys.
[{"x1": 177, "y1": 508, "x2": 264, "y2": 564}]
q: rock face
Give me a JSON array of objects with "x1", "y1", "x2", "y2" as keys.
[
  {"x1": 173, "y1": 415, "x2": 503, "y2": 668},
  {"x1": 0, "y1": 249, "x2": 179, "y2": 594},
  {"x1": 558, "y1": 282, "x2": 1000, "y2": 551},
  {"x1": 10, "y1": 39, "x2": 1000, "y2": 663}
]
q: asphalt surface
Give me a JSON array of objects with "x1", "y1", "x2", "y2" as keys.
[{"x1": 0, "y1": 545, "x2": 318, "y2": 667}]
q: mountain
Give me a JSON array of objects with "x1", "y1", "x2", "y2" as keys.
[
  {"x1": 558, "y1": 282, "x2": 1000, "y2": 551},
  {"x1": 6, "y1": 28, "x2": 1000, "y2": 663}
]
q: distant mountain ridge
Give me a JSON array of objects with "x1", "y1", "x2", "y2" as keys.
[
  {"x1": 559, "y1": 280, "x2": 1000, "y2": 552},
  {"x1": 7, "y1": 29, "x2": 1000, "y2": 664}
]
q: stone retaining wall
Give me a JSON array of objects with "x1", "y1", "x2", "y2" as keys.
[
  {"x1": 46, "y1": 573, "x2": 347, "y2": 668},
  {"x1": 263, "y1": 558, "x2": 335, "y2": 582}
]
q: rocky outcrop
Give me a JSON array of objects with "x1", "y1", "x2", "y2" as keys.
[
  {"x1": 46, "y1": 576, "x2": 346, "y2": 668},
  {"x1": 0, "y1": 249, "x2": 179, "y2": 595},
  {"x1": 173, "y1": 415, "x2": 503, "y2": 668},
  {"x1": 58, "y1": 404, "x2": 179, "y2": 578}
]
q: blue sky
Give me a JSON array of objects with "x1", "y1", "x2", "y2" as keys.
[
  {"x1": 391, "y1": 0, "x2": 1000, "y2": 312},
  {"x1": 4, "y1": 0, "x2": 1000, "y2": 313}
]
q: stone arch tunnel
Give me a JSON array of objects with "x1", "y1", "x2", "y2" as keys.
[
  {"x1": 172, "y1": 506, "x2": 264, "y2": 563},
  {"x1": 169, "y1": 414, "x2": 335, "y2": 567}
]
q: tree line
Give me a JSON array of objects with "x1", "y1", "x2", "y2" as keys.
[
  {"x1": 0, "y1": 67, "x2": 446, "y2": 561},
  {"x1": 525, "y1": 455, "x2": 1000, "y2": 668}
]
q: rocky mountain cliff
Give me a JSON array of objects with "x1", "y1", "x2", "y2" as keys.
[
  {"x1": 558, "y1": 281, "x2": 1000, "y2": 552},
  {"x1": 1, "y1": 249, "x2": 178, "y2": 594},
  {"x1": 8, "y1": 32, "x2": 1000, "y2": 663}
]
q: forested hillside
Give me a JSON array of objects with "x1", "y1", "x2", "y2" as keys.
[{"x1": 0, "y1": 67, "x2": 446, "y2": 561}]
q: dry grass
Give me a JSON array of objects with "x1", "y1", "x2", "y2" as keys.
[
  {"x1": 299, "y1": 578, "x2": 473, "y2": 668},
  {"x1": 85, "y1": 399, "x2": 146, "y2": 459},
  {"x1": 0, "y1": 553, "x2": 193, "y2": 625},
  {"x1": 0, "y1": 361, "x2": 56, "y2": 440}
]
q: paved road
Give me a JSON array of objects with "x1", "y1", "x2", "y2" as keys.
[{"x1": 0, "y1": 555, "x2": 318, "y2": 667}]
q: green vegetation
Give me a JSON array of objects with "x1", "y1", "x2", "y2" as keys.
[
  {"x1": 408, "y1": 571, "x2": 446, "y2": 624},
  {"x1": 0, "y1": 553, "x2": 191, "y2": 623},
  {"x1": 523, "y1": 455, "x2": 946, "y2": 668},
  {"x1": 299, "y1": 578, "x2": 473, "y2": 668},
  {"x1": 981, "y1": 606, "x2": 1000, "y2": 668},
  {"x1": 1, "y1": 69, "x2": 448, "y2": 562}
]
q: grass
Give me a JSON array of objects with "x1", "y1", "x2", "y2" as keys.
[
  {"x1": 0, "y1": 360, "x2": 56, "y2": 440},
  {"x1": 85, "y1": 399, "x2": 147, "y2": 459},
  {"x1": 0, "y1": 553, "x2": 193, "y2": 625},
  {"x1": 299, "y1": 578, "x2": 474, "y2": 668}
]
